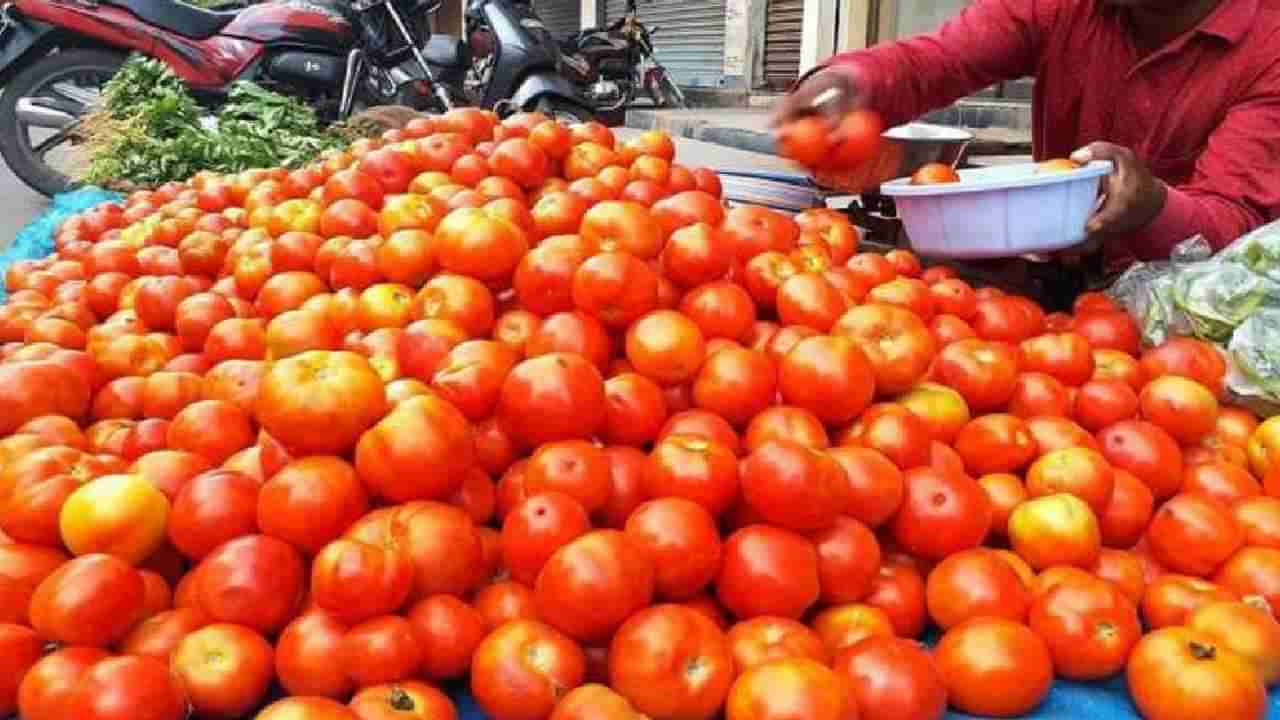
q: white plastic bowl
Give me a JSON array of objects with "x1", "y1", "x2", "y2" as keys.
[{"x1": 880, "y1": 160, "x2": 1114, "y2": 259}]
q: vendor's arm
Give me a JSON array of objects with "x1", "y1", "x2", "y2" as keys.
[
  {"x1": 1080, "y1": 64, "x2": 1280, "y2": 260},
  {"x1": 775, "y1": 0, "x2": 1064, "y2": 125}
]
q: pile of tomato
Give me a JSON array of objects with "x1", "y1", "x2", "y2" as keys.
[{"x1": 2, "y1": 107, "x2": 1280, "y2": 720}]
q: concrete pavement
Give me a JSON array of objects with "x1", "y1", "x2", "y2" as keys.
[{"x1": 0, "y1": 162, "x2": 50, "y2": 251}]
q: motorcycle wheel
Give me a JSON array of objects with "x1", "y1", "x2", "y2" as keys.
[
  {"x1": 0, "y1": 49, "x2": 125, "y2": 197},
  {"x1": 535, "y1": 97, "x2": 596, "y2": 124},
  {"x1": 648, "y1": 69, "x2": 687, "y2": 108}
]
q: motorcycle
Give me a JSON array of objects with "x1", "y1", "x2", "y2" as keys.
[
  {"x1": 0, "y1": 0, "x2": 459, "y2": 197},
  {"x1": 556, "y1": 0, "x2": 686, "y2": 112},
  {"x1": 394, "y1": 0, "x2": 593, "y2": 123}
]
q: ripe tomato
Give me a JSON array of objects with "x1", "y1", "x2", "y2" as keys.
[
  {"x1": 646, "y1": 434, "x2": 740, "y2": 516},
  {"x1": 1025, "y1": 446, "x2": 1114, "y2": 515},
  {"x1": 0, "y1": 623, "x2": 42, "y2": 716},
  {"x1": 1141, "y1": 337, "x2": 1228, "y2": 397},
  {"x1": 1188, "y1": 601, "x2": 1280, "y2": 687},
  {"x1": 625, "y1": 310, "x2": 706, "y2": 386},
  {"x1": 741, "y1": 440, "x2": 848, "y2": 531},
  {"x1": 471, "y1": 620, "x2": 585, "y2": 720},
  {"x1": 691, "y1": 346, "x2": 775, "y2": 428},
  {"x1": 602, "y1": 373, "x2": 669, "y2": 447},
  {"x1": 16, "y1": 646, "x2": 110, "y2": 720},
  {"x1": 726, "y1": 617, "x2": 828, "y2": 670},
  {"x1": 891, "y1": 466, "x2": 991, "y2": 562},
  {"x1": 1029, "y1": 577, "x2": 1141, "y2": 680},
  {"x1": 1233, "y1": 496, "x2": 1280, "y2": 549},
  {"x1": 1140, "y1": 375, "x2": 1220, "y2": 444},
  {"x1": 196, "y1": 534, "x2": 305, "y2": 634},
  {"x1": 354, "y1": 394, "x2": 473, "y2": 503},
  {"x1": 1007, "y1": 371, "x2": 1070, "y2": 419},
  {"x1": 1215, "y1": 546, "x2": 1280, "y2": 612},
  {"x1": 535, "y1": 530, "x2": 655, "y2": 644},
  {"x1": 258, "y1": 697, "x2": 360, "y2": 720},
  {"x1": 933, "y1": 338, "x2": 1020, "y2": 412},
  {"x1": 777, "y1": 335, "x2": 874, "y2": 426},
  {"x1": 624, "y1": 498, "x2": 722, "y2": 600},
  {"x1": 725, "y1": 658, "x2": 856, "y2": 720},
  {"x1": 681, "y1": 281, "x2": 758, "y2": 342},
  {"x1": 1097, "y1": 420, "x2": 1184, "y2": 500},
  {"x1": 609, "y1": 604, "x2": 735, "y2": 720},
  {"x1": 502, "y1": 491, "x2": 591, "y2": 586},
  {"x1": 811, "y1": 603, "x2": 894, "y2": 655},
  {"x1": 255, "y1": 351, "x2": 385, "y2": 455},
  {"x1": 826, "y1": 447, "x2": 903, "y2": 528},
  {"x1": 935, "y1": 618, "x2": 1053, "y2": 717},
  {"x1": 1141, "y1": 574, "x2": 1238, "y2": 629},
  {"x1": 926, "y1": 548, "x2": 1030, "y2": 629},
  {"x1": 550, "y1": 684, "x2": 643, "y2": 720},
  {"x1": 29, "y1": 554, "x2": 144, "y2": 646},
  {"x1": 834, "y1": 636, "x2": 946, "y2": 720},
  {"x1": 832, "y1": 303, "x2": 935, "y2": 395},
  {"x1": 1009, "y1": 493, "x2": 1101, "y2": 570},
  {"x1": 275, "y1": 610, "x2": 355, "y2": 699},
  {"x1": 1128, "y1": 627, "x2": 1266, "y2": 720},
  {"x1": 1147, "y1": 493, "x2": 1243, "y2": 577},
  {"x1": 776, "y1": 116, "x2": 833, "y2": 168},
  {"x1": 954, "y1": 413, "x2": 1037, "y2": 476},
  {"x1": 58, "y1": 472, "x2": 169, "y2": 564},
  {"x1": 339, "y1": 615, "x2": 423, "y2": 688},
  {"x1": 842, "y1": 402, "x2": 931, "y2": 470},
  {"x1": 310, "y1": 538, "x2": 412, "y2": 625},
  {"x1": 716, "y1": 525, "x2": 820, "y2": 620},
  {"x1": 257, "y1": 456, "x2": 368, "y2": 555},
  {"x1": 171, "y1": 623, "x2": 274, "y2": 719},
  {"x1": 497, "y1": 352, "x2": 606, "y2": 448},
  {"x1": 62, "y1": 655, "x2": 187, "y2": 720},
  {"x1": 809, "y1": 515, "x2": 881, "y2": 605}
]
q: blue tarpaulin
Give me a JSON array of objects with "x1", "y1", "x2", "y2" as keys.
[{"x1": 6, "y1": 190, "x2": 1280, "y2": 720}]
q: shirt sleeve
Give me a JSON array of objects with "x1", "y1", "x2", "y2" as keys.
[
  {"x1": 826, "y1": 0, "x2": 1059, "y2": 127},
  {"x1": 1127, "y1": 61, "x2": 1280, "y2": 260}
]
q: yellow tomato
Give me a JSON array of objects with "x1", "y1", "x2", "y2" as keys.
[
  {"x1": 60, "y1": 473, "x2": 169, "y2": 564},
  {"x1": 1008, "y1": 493, "x2": 1101, "y2": 570}
]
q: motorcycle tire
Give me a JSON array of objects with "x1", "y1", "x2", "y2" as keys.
[
  {"x1": 536, "y1": 96, "x2": 596, "y2": 124},
  {"x1": 0, "y1": 49, "x2": 126, "y2": 198}
]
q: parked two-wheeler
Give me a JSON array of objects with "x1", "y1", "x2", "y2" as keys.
[
  {"x1": 393, "y1": 0, "x2": 594, "y2": 123},
  {"x1": 556, "y1": 0, "x2": 685, "y2": 112}
]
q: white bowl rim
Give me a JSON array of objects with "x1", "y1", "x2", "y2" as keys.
[
  {"x1": 880, "y1": 160, "x2": 1113, "y2": 196},
  {"x1": 882, "y1": 123, "x2": 975, "y2": 142}
]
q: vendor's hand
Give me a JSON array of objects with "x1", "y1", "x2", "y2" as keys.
[
  {"x1": 1070, "y1": 142, "x2": 1168, "y2": 236},
  {"x1": 770, "y1": 68, "x2": 862, "y2": 129}
]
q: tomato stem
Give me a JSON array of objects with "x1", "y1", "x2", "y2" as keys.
[
  {"x1": 389, "y1": 687, "x2": 416, "y2": 711},
  {"x1": 1188, "y1": 641, "x2": 1217, "y2": 661}
]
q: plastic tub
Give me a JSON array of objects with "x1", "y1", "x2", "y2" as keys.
[{"x1": 880, "y1": 160, "x2": 1113, "y2": 259}]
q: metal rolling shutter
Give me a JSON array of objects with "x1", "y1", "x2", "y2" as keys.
[
  {"x1": 763, "y1": 0, "x2": 802, "y2": 90},
  {"x1": 606, "y1": 0, "x2": 726, "y2": 87},
  {"x1": 536, "y1": 0, "x2": 583, "y2": 40}
]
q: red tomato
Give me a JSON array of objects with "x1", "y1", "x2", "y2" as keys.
[
  {"x1": 29, "y1": 554, "x2": 144, "y2": 646},
  {"x1": 310, "y1": 539, "x2": 413, "y2": 625},
  {"x1": 196, "y1": 534, "x2": 306, "y2": 635},
  {"x1": 535, "y1": 530, "x2": 655, "y2": 644},
  {"x1": 16, "y1": 646, "x2": 110, "y2": 720},
  {"x1": 340, "y1": 615, "x2": 423, "y2": 688},
  {"x1": 717, "y1": 525, "x2": 820, "y2": 620},
  {"x1": 1025, "y1": 446, "x2": 1115, "y2": 515},
  {"x1": 624, "y1": 498, "x2": 722, "y2": 600},
  {"x1": 725, "y1": 658, "x2": 857, "y2": 720},
  {"x1": 935, "y1": 618, "x2": 1054, "y2": 717},
  {"x1": 171, "y1": 623, "x2": 274, "y2": 719},
  {"x1": 0, "y1": 623, "x2": 43, "y2": 715},
  {"x1": 497, "y1": 353, "x2": 606, "y2": 448},
  {"x1": 63, "y1": 655, "x2": 187, "y2": 720},
  {"x1": 470, "y1": 620, "x2": 586, "y2": 720},
  {"x1": 934, "y1": 339, "x2": 1020, "y2": 412},
  {"x1": 1141, "y1": 574, "x2": 1238, "y2": 630},
  {"x1": 1128, "y1": 627, "x2": 1266, "y2": 720},
  {"x1": 501, "y1": 491, "x2": 591, "y2": 586},
  {"x1": 826, "y1": 447, "x2": 904, "y2": 528},
  {"x1": 891, "y1": 467, "x2": 991, "y2": 562},
  {"x1": 257, "y1": 697, "x2": 360, "y2": 720},
  {"x1": 726, "y1": 617, "x2": 828, "y2": 670},
  {"x1": 646, "y1": 434, "x2": 740, "y2": 517},
  {"x1": 524, "y1": 440, "x2": 612, "y2": 513},
  {"x1": 1147, "y1": 493, "x2": 1244, "y2": 577},
  {"x1": 1096, "y1": 420, "x2": 1184, "y2": 500},
  {"x1": 925, "y1": 548, "x2": 1030, "y2": 629},
  {"x1": 833, "y1": 636, "x2": 947, "y2": 720},
  {"x1": 609, "y1": 604, "x2": 736, "y2": 719},
  {"x1": 740, "y1": 440, "x2": 849, "y2": 531},
  {"x1": 954, "y1": 413, "x2": 1037, "y2": 476},
  {"x1": 276, "y1": 610, "x2": 355, "y2": 699}
]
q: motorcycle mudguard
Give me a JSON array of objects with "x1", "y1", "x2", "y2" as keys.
[
  {"x1": 0, "y1": 16, "x2": 55, "y2": 83},
  {"x1": 509, "y1": 70, "x2": 585, "y2": 111}
]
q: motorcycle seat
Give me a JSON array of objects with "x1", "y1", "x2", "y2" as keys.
[
  {"x1": 107, "y1": 0, "x2": 238, "y2": 41},
  {"x1": 423, "y1": 35, "x2": 468, "y2": 68}
]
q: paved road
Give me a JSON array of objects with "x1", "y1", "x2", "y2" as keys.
[{"x1": 0, "y1": 162, "x2": 50, "y2": 250}]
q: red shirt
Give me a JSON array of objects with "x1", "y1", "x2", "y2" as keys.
[{"x1": 830, "y1": 0, "x2": 1280, "y2": 268}]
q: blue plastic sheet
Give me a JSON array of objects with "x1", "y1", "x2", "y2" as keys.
[
  {"x1": 0, "y1": 187, "x2": 124, "y2": 302},
  {"x1": 7, "y1": 190, "x2": 1280, "y2": 720}
]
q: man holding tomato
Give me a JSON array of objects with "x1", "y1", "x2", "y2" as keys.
[{"x1": 774, "y1": 0, "x2": 1280, "y2": 273}]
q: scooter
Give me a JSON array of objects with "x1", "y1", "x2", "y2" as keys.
[
  {"x1": 558, "y1": 0, "x2": 686, "y2": 111},
  {"x1": 395, "y1": 0, "x2": 593, "y2": 122},
  {"x1": 0, "y1": 0, "x2": 457, "y2": 197}
]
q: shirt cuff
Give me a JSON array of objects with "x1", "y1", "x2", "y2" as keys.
[{"x1": 1128, "y1": 184, "x2": 1201, "y2": 260}]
